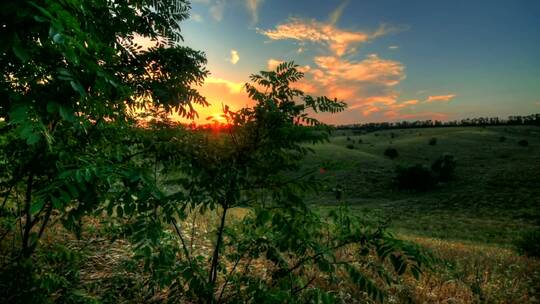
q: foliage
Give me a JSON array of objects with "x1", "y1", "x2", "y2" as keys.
[
  {"x1": 1, "y1": 243, "x2": 96, "y2": 304},
  {"x1": 346, "y1": 144, "x2": 355, "y2": 149},
  {"x1": 499, "y1": 136, "x2": 506, "y2": 142},
  {"x1": 109, "y1": 62, "x2": 431, "y2": 303},
  {"x1": 395, "y1": 164, "x2": 437, "y2": 191},
  {"x1": 384, "y1": 147, "x2": 399, "y2": 160},
  {"x1": 518, "y1": 139, "x2": 529, "y2": 147},
  {"x1": 1, "y1": 1, "x2": 432, "y2": 302},
  {"x1": 428, "y1": 137, "x2": 438, "y2": 146},
  {"x1": 431, "y1": 153, "x2": 456, "y2": 181},
  {"x1": 0, "y1": 0, "x2": 206, "y2": 302},
  {"x1": 514, "y1": 228, "x2": 540, "y2": 257}
]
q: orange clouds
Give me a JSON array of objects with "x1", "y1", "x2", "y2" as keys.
[
  {"x1": 426, "y1": 94, "x2": 456, "y2": 103},
  {"x1": 258, "y1": 15, "x2": 417, "y2": 119},
  {"x1": 259, "y1": 17, "x2": 372, "y2": 56},
  {"x1": 313, "y1": 54, "x2": 405, "y2": 86}
]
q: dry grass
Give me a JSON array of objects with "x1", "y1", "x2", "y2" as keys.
[{"x1": 388, "y1": 235, "x2": 540, "y2": 303}]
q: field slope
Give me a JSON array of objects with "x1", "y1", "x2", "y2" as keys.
[{"x1": 303, "y1": 125, "x2": 540, "y2": 302}]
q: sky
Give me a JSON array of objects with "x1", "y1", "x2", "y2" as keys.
[{"x1": 176, "y1": 0, "x2": 540, "y2": 125}]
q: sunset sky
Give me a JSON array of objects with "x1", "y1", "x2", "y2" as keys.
[{"x1": 177, "y1": 0, "x2": 540, "y2": 124}]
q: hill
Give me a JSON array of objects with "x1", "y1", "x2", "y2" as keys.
[{"x1": 305, "y1": 125, "x2": 540, "y2": 244}]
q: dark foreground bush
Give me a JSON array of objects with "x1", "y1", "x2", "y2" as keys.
[
  {"x1": 431, "y1": 154, "x2": 456, "y2": 181},
  {"x1": 499, "y1": 136, "x2": 506, "y2": 142},
  {"x1": 384, "y1": 147, "x2": 399, "y2": 160},
  {"x1": 346, "y1": 144, "x2": 355, "y2": 149},
  {"x1": 395, "y1": 164, "x2": 437, "y2": 191},
  {"x1": 428, "y1": 137, "x2": 437, "y2": 146},
  {"x1": 518, "y1": 139, "x2": 529, "y2": 147},
  {"x1": 514, "y1": 229, "x2": 540, "y2": 257}
]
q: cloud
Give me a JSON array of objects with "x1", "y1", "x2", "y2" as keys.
[
  {"x1": 229, "y1": 49, "x2": 240, "y2": 64},
  {"x1": 313, "y1": 54, "x2": 405, "y2": 86},
  {"x1": 425, "y1": 94, "x2": 456, "y2": 103},
  {"x1": 328, "y1": 0, "x2": 349, "y2": 25},
  {"x1": 204, "y1": 76, "x2": 244, "y2": 94},
  {"x1": 267, "y1": 58, "x2": 283, "y2": 70},
  {"x1": 209, "y1": 0, "x2": 226, "y2": 22},
  {"x1": 388, "y1": 45, "x2": 399, "y2": 50},
  {"x1": 191, "y1": 13, "x2": 204, "y2": 22},
  {"x1": 259, "y1": 18, "x2": 377, "y2": 56},
  {"x1": 402, "y1": 99, "x2": 419, "y2": 106},
  {"x1": 258, "y1": 13, "x2": 438, "y2": 120},
  {"x1": 245, "y1": 0, "x2": 263, "y2": 25}
]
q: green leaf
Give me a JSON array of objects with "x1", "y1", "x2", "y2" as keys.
[
  {"x1": 12, "y1": 36, "x2": 30, "y2": 62},
  {"x1": 30, "y1": 200, "x2": 46, "y2": 214},
  {"x1": 70, "y1": 81, "x2": 86, "y2": 96}
]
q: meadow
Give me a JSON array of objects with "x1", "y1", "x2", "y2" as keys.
[{"x1": 303, "y1": 125, "x2": 540, "y2": 302}]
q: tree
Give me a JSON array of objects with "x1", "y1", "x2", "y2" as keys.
[
  {"x1": 0, "y1": 0, "x2": 207, "y2": 301},
  {"x1": 121, "y1": 62, "x2": 431, "y2": 303}
]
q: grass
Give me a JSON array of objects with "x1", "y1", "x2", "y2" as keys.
[
  {"x1": 301, "y1": 125, "x2": 540, "y2": 302},
  {"x1": 305, "y1": 126, "x2": 540, "y2": 245},
  {"x1": 3, "y1": 125, "x2": 539, "y2": 303}
]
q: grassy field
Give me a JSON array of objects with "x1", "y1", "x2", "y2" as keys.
[
  {"x1": 4, "y1": 125, "x2": 539, "y2": 303},
  {"x1": 302, "y1": 125, "x2": 540, "y2": 302},
  {"x1": 305, "y1": 125, "x2": 540, "y2": 245}
]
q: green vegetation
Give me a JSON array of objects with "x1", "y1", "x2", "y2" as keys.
[
  {"x1": 515, "y1": 228, "x2": 540, "y2": 257},
  {"x1": 304, "y1": 126, "x2": 540, "y2": 302},
  {"x1": 1, "y1": 1, "x2": 539, "y2": 303},
  {"x1": 384, "y1": 147, "x2": 399, "y2": 160},
  {"x1": 0, "y1": 0, "x2": 429, "y2": 299},
  {"x1": 306, "y1": 126, "x2": 540, "y2": 244}
]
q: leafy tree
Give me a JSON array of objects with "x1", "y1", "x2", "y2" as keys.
[
  {"x1": 0, "y1": 0, "x2": 206, "y2": 301},
  {"x1": 514, "y1": 228, "x2": 540, "y2": 257},
  {"x1": 395, "y1": 164, "x2": 437, "y2": 191},
  {"x1": 117, "y1": 62, "x2": 431, "y2": 303},
  {"x1": 384, "y1": 147, "x2": 399, "y2": 160},
  {"x1": 431, "y1": 153, "x2": 456, "y2": 181},
  {"x1": 518, "y1": 139, "x2": 529, "y2": 147}
]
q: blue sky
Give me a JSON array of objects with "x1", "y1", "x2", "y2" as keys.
[{"x1": 179, "y1": 0, "x2": 540, "y2": 124}]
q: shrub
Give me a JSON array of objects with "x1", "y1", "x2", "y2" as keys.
[
  {"x1": 346, "y1": 136, "x2": 351, "y2": 141},
  {"x1": 518, "y1": 139, "x2": 529, "y2": 147},
  {"x1": 499, "y1": 136, "x2": 506, "y2": 142},
  {"x1": 428, "y1": 137, "x2": 437, "y2": 146},
  {"x1": 514, "y1": 229, "x2": 540, "y2": 257},
  {"x1": 357, "y1": 138, "x2": 363, "y2": 144},
  {"x1": 346, "y1": 144, "x2": 355, "y2": 149},
  {"x1": 431, "y1": 154, "x2": 456, "y2": 181},
  {"x1": 395, "y1": 164, "x2": 437, "y2": 191},
  {"x1": 384, "y1": 147, "x2": 399, "y2": 160}
]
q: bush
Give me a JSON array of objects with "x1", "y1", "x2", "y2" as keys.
[
  {"x1": 499, "y1": 136, "x2": 506, "y2": 142},
  {"x1": 395, "y1": 164, "x2": 437, "y2": 191},
  {"x1": 431, "y1": 154, "x2": 456, "y2": 181},
  {"x1": 428, "y1": 137, "x2": 437, "y2": 146},
  {"x1": 518, "y1": 139, "x2": 529, "y2": 147},
  {"x1": 346, "y1": 136, "x2": 351, "y2": 141},
  {"x1": 346, "y1": 144, "x2": 355, "y2": 149},
  {"x1": 514, "y1": 229, "x2": 540, "y2": 257},
  {"x1": 384, "y1": 147, "x2": 399, "y2": 160}
]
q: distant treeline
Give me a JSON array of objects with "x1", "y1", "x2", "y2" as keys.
[{"x1": 336, "y1": 114, "x2": 540, "y2": 133}]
